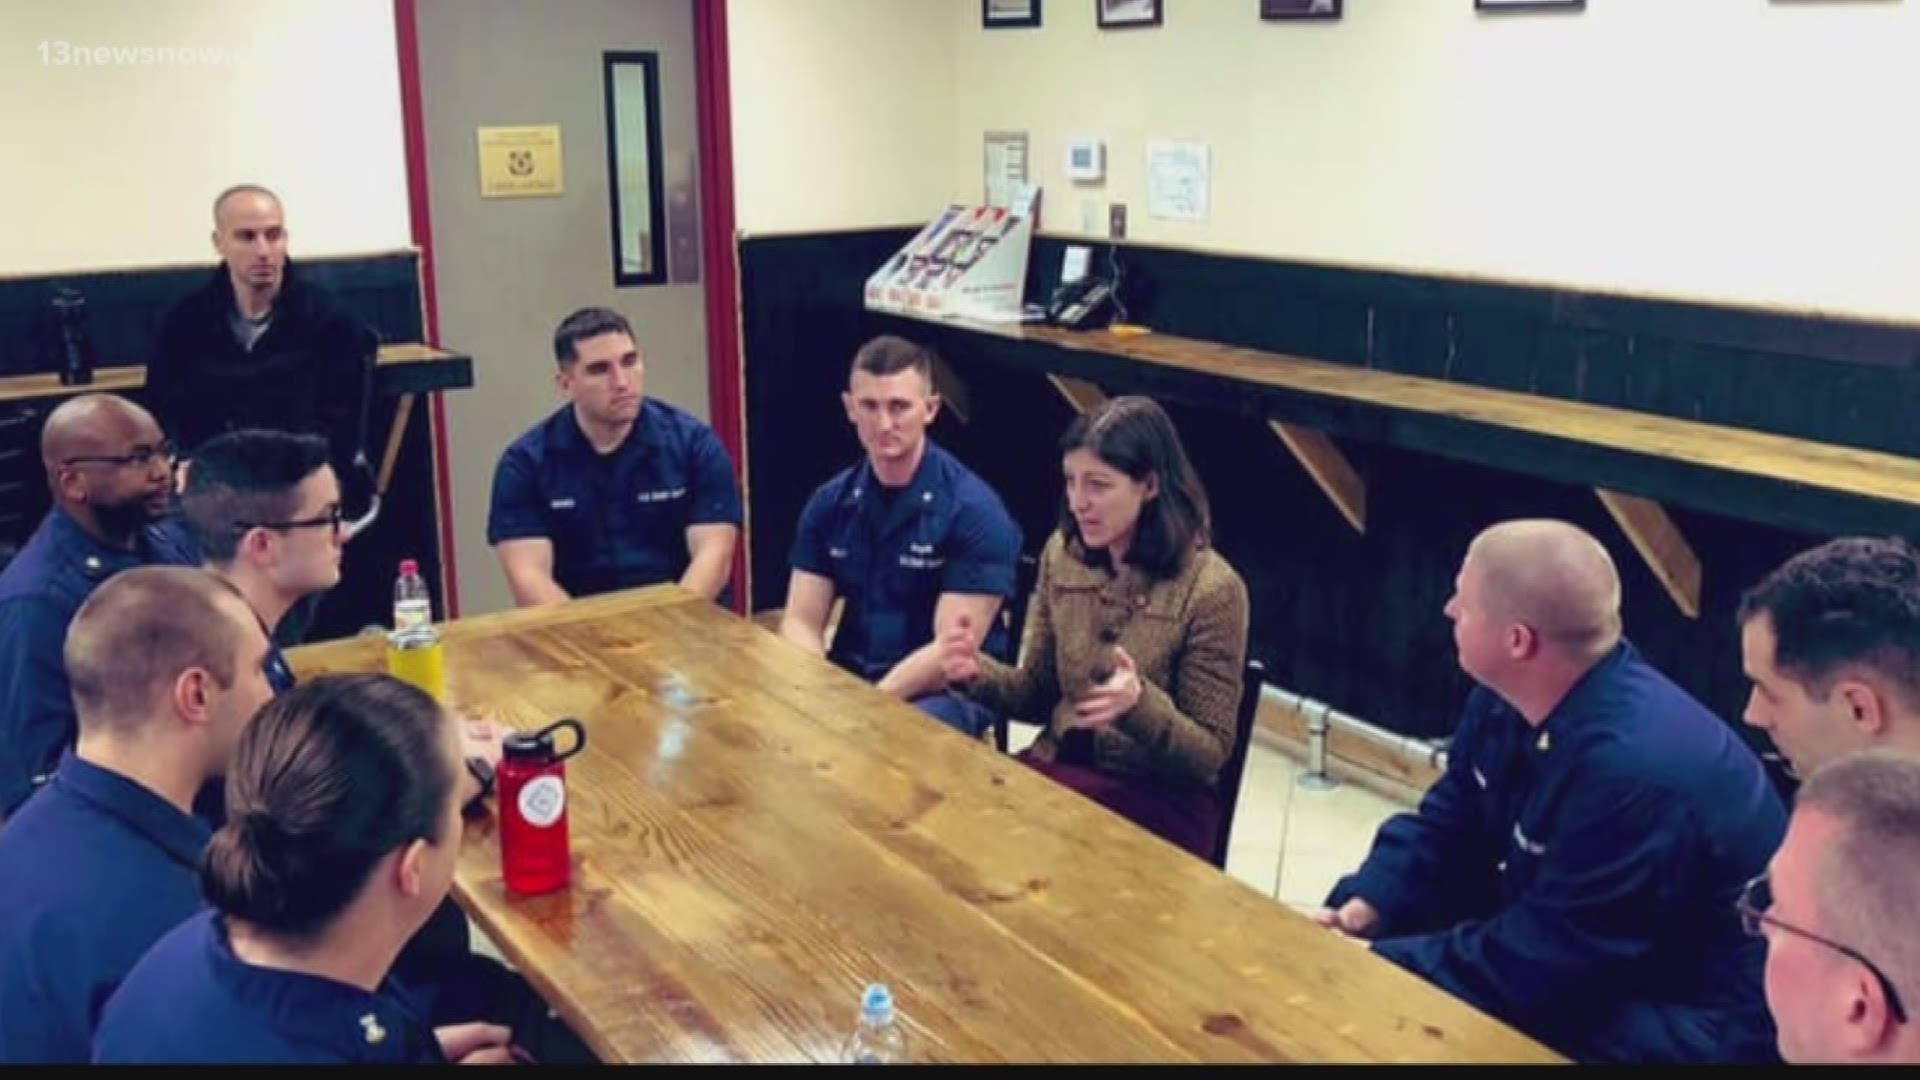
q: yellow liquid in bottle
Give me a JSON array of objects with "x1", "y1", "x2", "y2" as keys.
[{"x1": 385, "y1": 637, "x2": 446, "y2": 702}]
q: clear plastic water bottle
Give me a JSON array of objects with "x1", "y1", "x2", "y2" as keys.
[
  {"x1": 392, "y1": 559, "x2": 433, "y2": 640},
  {"x1": 842, "y1": 983, "x2": 906, "y2": 1064},
  {"x1": 387, "y1": 560, "x2": 445, "y2": 700}
]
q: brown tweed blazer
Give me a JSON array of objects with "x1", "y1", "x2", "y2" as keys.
[{"x1": 966, "y1": 530, "x2": 1250, "y2": 787}]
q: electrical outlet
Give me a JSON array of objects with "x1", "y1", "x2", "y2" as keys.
[{"x1": 1108, "y1": 203, "x2": 1127, "y2": 240}]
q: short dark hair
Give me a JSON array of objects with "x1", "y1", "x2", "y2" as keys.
[
  {"x1": 553, "y1": 307, "x2": 634, "y2": 365},
  {"x1": 1737, "y1": 537, "x2": 1920, "y2": 704},
  {"x1": 850, "y1": 335, "x2": 935, "y2": 390},
  {"x1": 1057, "y1": 396, "x2": 1211, "y2": 579},
  {"x1": 181, "y1": 429, "x2": 332, "y2": 564},
  {"x1": 201, "y1": 674, "x2": 456, "y2": 938},
  {"x1": 65, "y1": 567, "x2": 247, "y2": 732}
]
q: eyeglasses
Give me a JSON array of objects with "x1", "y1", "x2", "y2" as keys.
[
  {"x1": 1738, "y1": 872, "x2": 1907, "y2": 1024},
  {"x1": 235, "y1": 505, "x2": 344, "y2": 535},
  {"x1": 61, "y1": 441, "x2": 175, "y2": 469}
]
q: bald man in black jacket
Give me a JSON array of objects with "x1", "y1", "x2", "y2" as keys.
[{"x1": 147, "y1": 184, "x2": 370, "y2": 483}]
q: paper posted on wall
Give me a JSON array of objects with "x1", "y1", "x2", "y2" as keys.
[
  {"x1": 1146, "y1": 140, "x2": 1209, "y2": 223},
  {"x1": 985, "y1": 131, "x2": 1029, "y2": 209}
]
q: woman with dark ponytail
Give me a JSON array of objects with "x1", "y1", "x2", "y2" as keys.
[{"x1": 94, "y1": 674, "x2": 517, "y2": 1064}]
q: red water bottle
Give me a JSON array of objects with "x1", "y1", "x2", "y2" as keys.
[{"x1": 497, "y1": 718, "x2": 586, "y2": 896}]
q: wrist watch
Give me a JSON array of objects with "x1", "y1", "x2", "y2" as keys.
[{"x1": 465, "y1": 756, "x2": 495, "y2": 802}]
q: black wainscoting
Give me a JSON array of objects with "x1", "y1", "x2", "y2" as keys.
[{"x1": 0, "y1": 252, "x2": 424, "y2": 376}]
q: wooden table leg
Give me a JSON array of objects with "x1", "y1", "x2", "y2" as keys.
[{"x1": 377, "y1": 392, "x2": 417, "y2": 496}]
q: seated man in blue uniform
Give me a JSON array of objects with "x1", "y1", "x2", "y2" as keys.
[
  {"x1": 0, "y1": 394, "x2": 196, "y2": 817},
  {"x1": 778, "y1": 335, "x2": 1020, "y2": 736},
  {"x1": 1737, "y1": 536, "x2": 1920, "y2": 780},
  {"x1": 179, "y1": 431, "x2": 592, "y2": 1062},
  {"x1": 1317, "y1": 519, "x2": 1785, "y2": 1063},
  {"x1": 180, "y1": 429, "x2": 345, "y2": 693},
  {"x1": 488, "y1": 307, "x2": 741, "y2": 607},
  {"x1": 0, "y1": 567, "x2": 276, "y2": 1062}
]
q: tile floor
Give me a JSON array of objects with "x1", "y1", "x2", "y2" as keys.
[
  {"x1": 1006, "y1": 721, "x2": 1408, "y2": 914},
  {"x1": 1226, "y1": 742, "x2": 1406, "y2": 912}
]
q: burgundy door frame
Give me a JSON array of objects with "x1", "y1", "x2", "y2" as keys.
[
  {"x1": 692, "y1": 0, "x2": 748, "y2": 611},
  {"x1": 392, "y1": 0, "x2": 462, "y2": 617},
  {"x1": 392, "y1": 0, "x2": 749, "y2": 616}
]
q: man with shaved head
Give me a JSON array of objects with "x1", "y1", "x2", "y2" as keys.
[
  {"x1": 1317, "y1": 519, "x2": 1785, "y2": 1063},
  {"x1": 0, "y1": 394, "x2": 196, "y2": 815},
  {"x1": 146, "y1": 185, "x2": 370, "y2": 645},
  {"x1": 146, "y1": 185, "x2": 368, "y2": 501},
  {"x1": 0, "y1": 567, "x2": 273, "y2": 1061}
]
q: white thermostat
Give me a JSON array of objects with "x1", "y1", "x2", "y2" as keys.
[{"x1": 1065, "y1": 137, "x2": 1106, "y2": 183}]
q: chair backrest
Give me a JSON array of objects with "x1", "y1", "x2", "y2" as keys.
[
  {"x1": 992, "y1": 552, "x2": 1040, "y2": 665},
  {"x1": 1209, "y1": 657, "x2": 1268, "y2": 869},
  {"x1": 345, "y1": 321, "x2": 381, "y2": 490},
  {"x1": 988, "y1": 552, "x2": 1041, "y2": 751},
  {"x1": 338, "y1": 322, "x2": 383, "y2": 540}
]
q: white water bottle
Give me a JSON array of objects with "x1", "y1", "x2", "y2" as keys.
[
  {"x1": 392, "y1": 559, "x2": 434, "y2": 642},
  {"x1": 842, "y1": 984, "x2": 906, "y2": 1064}
]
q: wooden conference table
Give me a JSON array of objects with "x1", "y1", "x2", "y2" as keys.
[{"x1": 288, "y1": 586, "x2": 1560, "y2": 1064}]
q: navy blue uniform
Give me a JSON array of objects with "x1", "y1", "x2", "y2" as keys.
[
  {"x1": 264, "y1": 644, "x2": 297, "y2": 693},
  {"x1": 791, "y1": 443, "x2": 1020, "y2": 735},
  {"x1": 93, "y1": 910, "x2": 444, "y2": 1064},
  {"x1": 261, "y1": 630, "x2": 297, "y2": 694},
  {"x1": 0, "y1": 755, "x2": 209, "y2": 1062},
  {"x1": 488, "y1": 400, "x2": 742, "y2": 600},
  {"x1": 0, "y1": 508, "x2": 196, "y2": 813},
  {"x1": 1328, "y1": 641, "x2": 1785, "y2": 1063},
  {"x1": 792, "y1": 442, "x2": 1020, "y2": 678}
]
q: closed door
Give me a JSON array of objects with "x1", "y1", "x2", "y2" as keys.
[{"x1": 415, "y1": 0, "x2": 707, "y2": 616}]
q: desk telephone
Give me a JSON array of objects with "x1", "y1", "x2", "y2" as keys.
[{"x1": 1045, "y1": 275, "x2": 1115, "y2": 329}]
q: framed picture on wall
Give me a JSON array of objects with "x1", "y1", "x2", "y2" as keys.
[
  {"x1": 1475, "y1": 0, "x2": 1585, "y2": 10},
  {"x1": 984, "y1": 0, "x2": 1041, "y2": 28},
  {"x1": 1098, "y1": 0, "x2": 1163, "y2": 30},
  {"x1": 1261, "y1": 0, "x2": 1341, "y2": 18}
]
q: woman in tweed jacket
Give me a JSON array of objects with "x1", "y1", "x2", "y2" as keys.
[{"x1": 943, "y1": 396, "x2": 1249, "y2": 858}]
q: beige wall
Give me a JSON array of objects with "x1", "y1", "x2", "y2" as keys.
[
  {"x1": 2, "y1": 0, "x2": 409, "y2": 275},
  {"x1": 729, "y1": 0, "x2": 965, "y2": 235},
  {"x1": 732, "y1": 0, "x2": 1920, "y2": 322}
]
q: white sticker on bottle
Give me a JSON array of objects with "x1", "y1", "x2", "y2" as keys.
[{"x1": 517, "y1": 775, "x2": 566, "y2": 828}]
